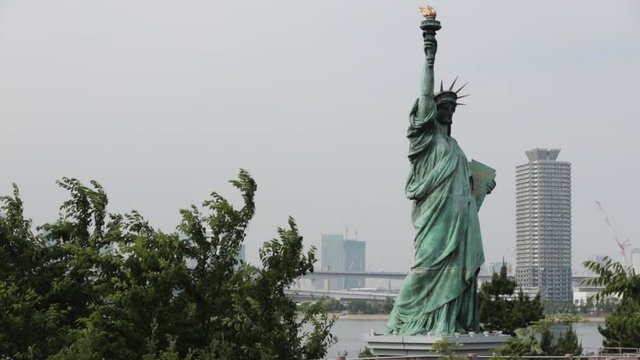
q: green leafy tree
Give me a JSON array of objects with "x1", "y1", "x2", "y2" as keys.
[
  {"x1": 539, "y1": 326, "x2": 554, "y2": 355},
  {"x1": 479, "y1": 264, "x2": 544, "y2": 335},
  {"x1": 323, "y1": 298, "x2": 344, "y2": 312},
  {"x1": 597, "y1": 297, "x2": 640, "y2": 348},
  {"x1": 543, "y1": 300, "x2": 576, "y2": 315},
  {"x1": 358, "y1": 347, "x2": 374, "y2": 358},
  {"x1": 0, "y1": 170, "x2": 335, "y2": 359},
  {"x1": 583, "y1": 257, "x2": 640, "y2": 348},
  {"x1": 497, "y1": 319, "x2": 582, "y2": 357},
  {"x1": 348, "y1": 300, "x2": 373, "y2": 314},
  {"x1": 431, "y1": 339, "x2": 466, "y2": 360},
  {"x1": 553, "y1": 325, "x2": 583, "y2": 356},
  {"x1": 496, "y1": 327, "x2": 543, "y2": 357},
  {"x1": 381, "y1": 297, "x2": 394, "y2": 313}
]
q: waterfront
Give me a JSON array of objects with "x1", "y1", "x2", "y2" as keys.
[{"x1": 325, "y1": 319, "x2": 604, "y2": 359}]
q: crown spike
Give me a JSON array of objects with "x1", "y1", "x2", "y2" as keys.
[
  {"x1": 448, "y1": 76, "x2": 458, "y2": 91},
  {"x1": 455, "y1": 82, "x2": 468, "y2": 94},
  {"x1": 440, "y1": 80, "x2": 444, "y2": 93},
  {"x1": 457, "y1": 94, "x2": 470, "y2": 99}
]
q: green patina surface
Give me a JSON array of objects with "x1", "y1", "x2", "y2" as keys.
[{"x1": 386, "y1": 14, "x2": 494, "y2": 336}]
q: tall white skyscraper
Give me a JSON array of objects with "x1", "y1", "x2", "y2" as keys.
[{"x1": 515, "y1": 148, "x2": 572, "y2": 301}]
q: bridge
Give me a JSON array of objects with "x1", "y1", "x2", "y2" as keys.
[
  {"x1": 285, "y1": 289, "x2": 397, "y2": 301},
  {"x1": 304, "y1": 271, "x2": 596, "y2": 284},
  {"x1": 304, "y1": 271, "x2": 408, "y2": 280},
  {"x1": 293, "y1": 272, "x2": 598, "y2": 302}
]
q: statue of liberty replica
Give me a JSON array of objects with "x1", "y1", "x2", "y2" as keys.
[{"x1": 386, "y1": 6, "x2": 496, "y2": 336}]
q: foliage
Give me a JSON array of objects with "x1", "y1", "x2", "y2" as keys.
[
  {"x1": 553, "y1": 325, "x2": 583, "y2": 356},
  {"x1": 496, "y1": 318, "x2": 582, "y2": 357},
  {"x1": 597, "y1": 297, "x2": 640, "y2": 348},
  {"x1": 574, "y1": 296, "x2": 618, "y2": 315},
  {"x1": 431, "y1": 339, "x2": 466, "y2": 360},
  {"x1": 0, "y1": 171, "x2": 335, "y2": 359},
  {"x1": 583, "y1": 257, "x2": 640, "y2": 348},
  {"x1": 479, "y1": 264, "x2": 544, "y2": 335},
  {"x1": 348, "y1": 300, "x2": 374, "y2": 314},
  {"x1": 539, "y1": 325, "x2": 553, "y2": 355},
  {"x1": 496, "y1": 327, "x2": 543, "y2": 357},
  {"x1": 358, "y1": 346, "x2": 374, "y2": 358},
  {"x1": 381, "y1": 296, "x2": 395, "y2": 313},
  {"x1": 300, "y1": 296, "x2": 394, "y2": 315},
  {"x1": 583, "y1": 257, "x2": 639, "y2": 300},
  {"x1": 543, "y1": 300, "x2": 577, "y2": 315},
  {"x1": 324, "y1": 298, "x2": 345, "y2": 312}
]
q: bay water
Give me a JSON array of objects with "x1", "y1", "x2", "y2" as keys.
[{"x1": 325, "y1": 319, "x2": 604, "y2": 359}]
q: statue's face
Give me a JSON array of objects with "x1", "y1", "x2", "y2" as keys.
[{"x1": 436, "y1": 103, "x2": 456, "y2": 125}]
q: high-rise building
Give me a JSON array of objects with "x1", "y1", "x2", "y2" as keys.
[
  {"x1": 515, "y1": 148, "x2": 572, "y2": 301},
  {"x1": 320, "y1": 234, "x2": 367, "y2": 290},
  {"x1": 321, "y1": 234, "x2": 346, "y2": 289},
  {"x1": 343, "y1": 239, "x2": 366, "y2": 289}
]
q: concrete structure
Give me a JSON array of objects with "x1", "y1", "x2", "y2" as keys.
[
  {"x1": 363, "y1": 333, "x2": 509, "y2": 357},
  {"x1": 343, "y1": 239, "x2": 366, "y2": 289},
  {"x1": 515, "y1": 148, "x2": 572, "y2": 301}
]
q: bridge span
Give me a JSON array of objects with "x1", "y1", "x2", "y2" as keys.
[
  {"x1": 285, "y1": 289, "x2": 397, "y2": 302},
  {"x1": 304, "y1": 271, "x2": 408, "y2": 280},
  {"x1": 303, "y1": 271, "x2": 596, "y2": 284}
]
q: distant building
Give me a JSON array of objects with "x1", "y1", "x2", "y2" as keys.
[
  {"x1": 320, "y1": 234, "x2": 367, "y2": 290},
  {"x1": 632, "y1": 248, "x2": 640, "y2": 275},
  {"x1": 321, "y1": 234, "x2": 346, "y2": 290},
  {"x1": 480, "y1": 261, "x2": 513, "y2": 276},
  {"x1": 343, "y1": 239, "x2": 366, "y2": 289},
  {"x1": 515, "y1": 148, "x2": 572, "y2": 301}
]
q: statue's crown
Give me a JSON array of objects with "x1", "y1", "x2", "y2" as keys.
[{"x1": 435, "y1": 77, "x2": 469, "y2": 106}]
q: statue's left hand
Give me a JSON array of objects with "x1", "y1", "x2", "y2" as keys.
[{"x1": 486, "y1": 180, "x2": 497, "y2": 195}]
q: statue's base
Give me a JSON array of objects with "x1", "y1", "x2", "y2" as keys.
[{"x1": 363, "y1": 332, "x2": 509, "y2": 357}]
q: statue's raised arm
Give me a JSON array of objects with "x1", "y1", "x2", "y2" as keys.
[{"x1": 412, "y1": 7, "x2": 441, "y2": 126}]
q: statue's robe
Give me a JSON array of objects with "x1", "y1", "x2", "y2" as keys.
[{"x1": 386, "y1": 99, "x2": 484, "y2": 335}]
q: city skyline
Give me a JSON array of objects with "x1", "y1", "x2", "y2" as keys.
[{"x1": 1, "y1": 1, "x2": 639, "y2": 273}]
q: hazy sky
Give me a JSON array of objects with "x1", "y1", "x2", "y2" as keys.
[{"x1": 1, "y1": 1, "x2": 639, "y2": 273}]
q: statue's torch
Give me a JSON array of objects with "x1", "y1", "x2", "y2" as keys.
[{"x1": 419, "y1": 5, "x2": 441, "y2": 40}]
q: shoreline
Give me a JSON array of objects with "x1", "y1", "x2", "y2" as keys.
[
  {"x1": 333, "y1": 313, "x2": 606, "y2": 322},
  {"x1": 334, "y1": 313, "x2": 390, "y2": 320}
]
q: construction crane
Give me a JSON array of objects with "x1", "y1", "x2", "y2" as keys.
[{"x1": 595, "y1": 201, "x2": 631, "y2": 265}]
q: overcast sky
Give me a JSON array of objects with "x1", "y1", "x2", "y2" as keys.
[{"x1": 1, "y1": 1, "x2": 639, "y2": 273}]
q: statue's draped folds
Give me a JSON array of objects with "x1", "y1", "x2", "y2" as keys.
[{"x1": 386, "y1": 99, "x2": 485, "y2": 336}]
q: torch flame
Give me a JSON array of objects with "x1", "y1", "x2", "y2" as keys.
[{"x1": 420, "y1": 5, "x2": 437, "y2": 18}]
